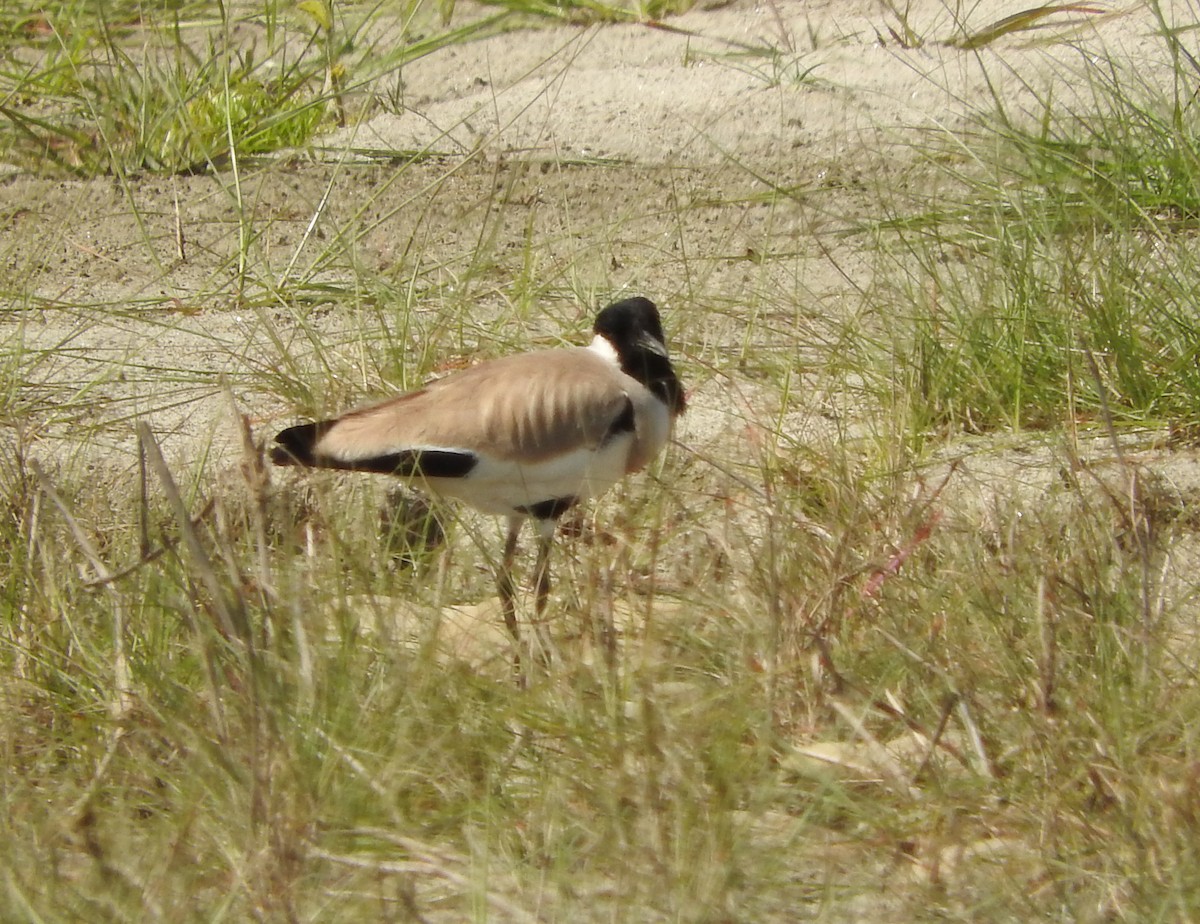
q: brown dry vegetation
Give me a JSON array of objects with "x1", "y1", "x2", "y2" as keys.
[{"x1": 4, "y1": 0, "x2": 1200, "y2": 920}]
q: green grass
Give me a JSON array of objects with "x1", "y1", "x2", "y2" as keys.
[
  {"x1": 869, "y1": 31, "x2": 1200, "y2": 438},
  {"x1": 473, "y1": 0, "x2": 694, "y2": 24},
  {"x1": 0, "y1": 0, "x2": 508, "y2": 175},
  {"x1": 3, "y1": 0, "x2": 1200, "y2": 920}
]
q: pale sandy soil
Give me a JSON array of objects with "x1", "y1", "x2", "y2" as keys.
[
  {"x1": 6, "y1": 2, "x2": 1200, "y2": 918},
  {"x1": 3, "y1": 0, "x2": 1186, "y2": 475},
  {"x1": 5, "y1": 1, "x2": 1197, "y2": 608},
  {"x1": 7, "y1": 0, "x2": 1199, "y2": 630}
]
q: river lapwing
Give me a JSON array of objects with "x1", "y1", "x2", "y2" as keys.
[{"x1": 270, "y1": 296, "x2": 686, "y2": 655}]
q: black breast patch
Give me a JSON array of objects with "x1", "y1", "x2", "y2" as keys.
[
  {"x1": 600, "y1": 396, "x2": 636, "y2": 445},
  {"x1": 516, "y1": 496, "x2": 579, "y2": 520}
]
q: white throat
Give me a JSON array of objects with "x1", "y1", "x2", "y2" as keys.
[{"x1": 587, "y1": 334, "x2": 621, "y2": 367}]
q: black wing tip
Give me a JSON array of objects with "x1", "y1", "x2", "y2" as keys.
[
  {"x1": 268, "y1": 444, "x2": 295, "y2": 466},
  {"x1": 271, "y1": 421, "x2": 325, "y2": 467}
]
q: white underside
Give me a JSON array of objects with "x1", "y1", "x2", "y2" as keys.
[{"x1": 420, "y1": 430, "x2": 639, "y2": 517}]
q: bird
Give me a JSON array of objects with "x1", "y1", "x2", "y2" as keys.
[{"x1": 270, "y1": 296, "x2": 686, "y2": 659}]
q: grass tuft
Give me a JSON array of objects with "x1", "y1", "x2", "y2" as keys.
[
  {"x1": 872, "y1": 29, "x2": 1200, "y2": 436},
  {"x1": 4, "y1": 0, "x2": 1200, "y2": 919}
]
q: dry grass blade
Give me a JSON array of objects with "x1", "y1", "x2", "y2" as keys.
[
  {"x1": 907, "y1": 695, "x2": 960, "y2": 782},
  {"x1": 307, "y1": 841, "x2": 539, "y2": 923},
  {"x1": 79, "y1": 498, "x2": 216, "y2": 588},
  {"x1": 227, "y1": 386, "x2": 273, "y2": 597},
  {"x1": 1036, "y1": 574, "x2": 1057, "y2": 713},
  {"x1": 31, "y1": 461, "x2": 134, "y2": 722},
  {"x1": 950, "y1": 4, "x2": 1108, "y2": 49},
  {"x1": 829, "y1": 699, "x2": 920, "y2": 798},
  {"x1": 873, "y1": 693, "x2": 971, "y2": 775},
  {"x1": 954, "y1": 698, "x2": 994, "y2": 780},
  {"x1": 137, "y1": 421, "x2": 248, "y2": 643}
]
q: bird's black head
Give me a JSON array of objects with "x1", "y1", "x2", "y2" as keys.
[
  {"x1": 593, "y1": 297, "x2": 685, "y2": 415},
  {"x1": 593, "y1": 296, "x2": 667, "y2": 352}
]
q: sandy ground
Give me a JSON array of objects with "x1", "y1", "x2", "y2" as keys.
[
  {"x1": 3, "y1": 0, "x2": 1197, "y2": 561},
  {"x1": 2, "y1": 0, "x2": 1190, "y2": 542},
  {"x1": 337, "y1": 0, "x2": 1167, "y2": 167},
  {"x1": 6, "y1": 3, "x2": 1200, "y2": 915},
  {"x1": 4, "y1": 0, "x2": 1195, "y2": 571},
  {"x1": 0, "y1": 4, "x2": 1178, "y2": 464},
  {"x1": 4, "y1": 1, "x2": 1185, "y2": 452}
]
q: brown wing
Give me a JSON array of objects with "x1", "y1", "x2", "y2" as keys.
[{"x1": 310, "y1": 348, "x2": 632, "y2": 465}]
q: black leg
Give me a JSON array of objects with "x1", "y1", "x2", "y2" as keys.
[
  {"x1": 498, "y1": 516, "x2": 521, "y2": 643},
  {"x1": 533, "y1": 532, "x2": 552, "y2": 617},
  {"x1": 530, "y1": 520, "x2": 556, "y2": 664}
]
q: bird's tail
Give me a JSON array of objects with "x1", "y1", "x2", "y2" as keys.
[{"x1": 270, "y1": 421, "x2": 331, "y2": 467}]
